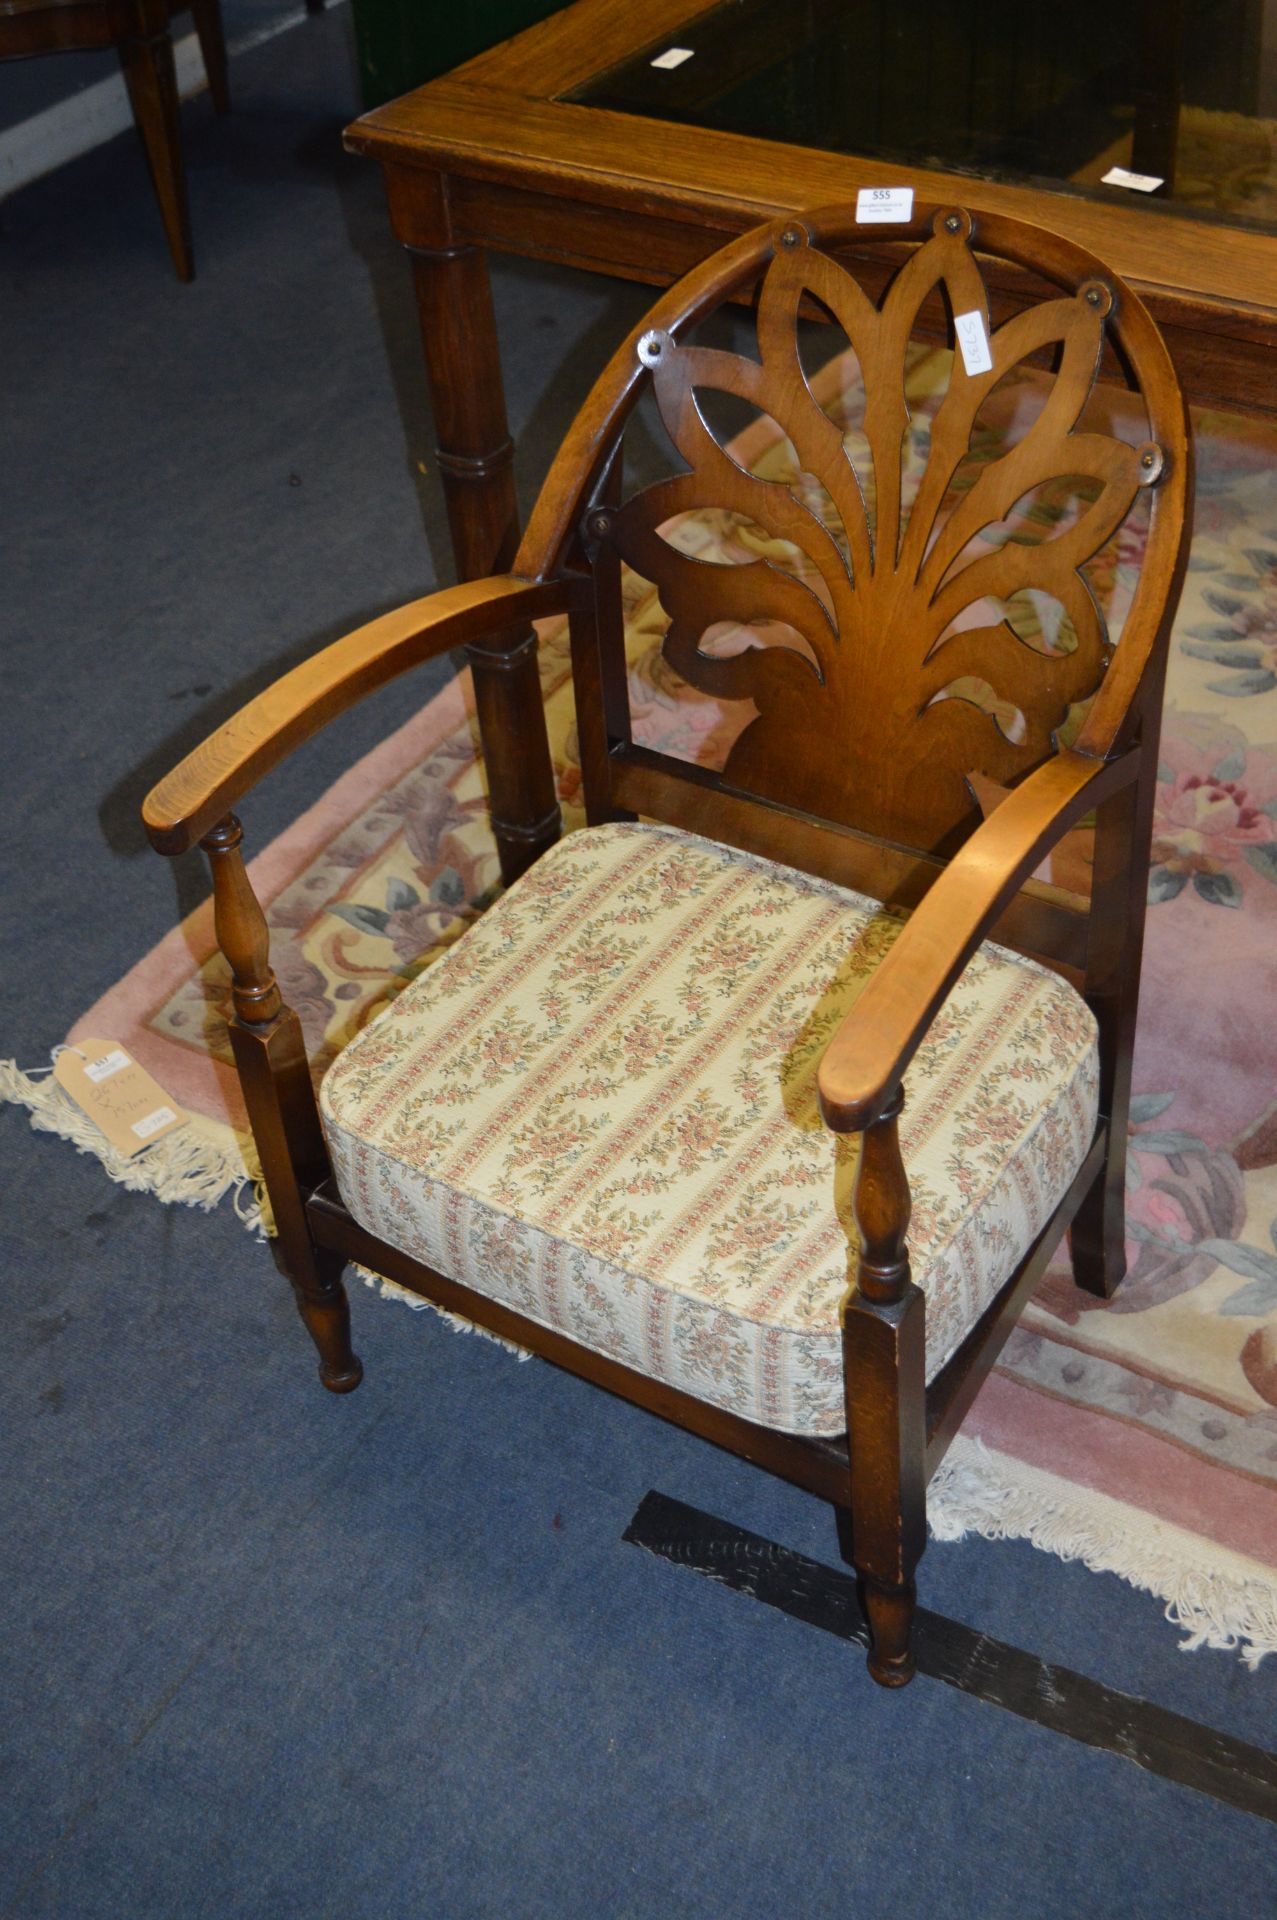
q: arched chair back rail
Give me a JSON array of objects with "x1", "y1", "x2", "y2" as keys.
[{"x1": 143, "y1": 203, "x2": 1191, "y2": 1686}]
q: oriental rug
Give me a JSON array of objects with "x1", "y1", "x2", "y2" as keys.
[{"x1": 6, "y1": 347, "x2": 1277, "y2": 1666}]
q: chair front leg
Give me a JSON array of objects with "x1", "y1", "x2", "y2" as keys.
[
  {"x1": 840, "y1": 1091, "x2": 927, "y2": 1687},
  {"x1": 203, "y1": 816, "x2": 362, "y2": 1393}
]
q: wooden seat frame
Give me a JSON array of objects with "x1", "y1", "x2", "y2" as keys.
[{"x1": 144, "y1": 203, "x2": 1190, "y2": 1686}]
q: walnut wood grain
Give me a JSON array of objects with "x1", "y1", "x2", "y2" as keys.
[
  {"x1": 532, "y1": 204, "x2": 1183, "y2": 880},
  {"x1": 142, "y1": 574, "x2": 586, "y2": 853},
  {"x1": 604, "y1": 208, "x2": 1177, "y2": 849}
]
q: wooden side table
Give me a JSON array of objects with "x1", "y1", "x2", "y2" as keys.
[
  {"x1": 0, "y1": 0, "x2": 234, "y2": 278},
  {"x1": 344, "y1": 0, "x2": 1277, "y2": 870}
]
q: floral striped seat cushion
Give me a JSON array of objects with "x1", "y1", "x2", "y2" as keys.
[{"x1": 320, "y1": 823, "x2": 1099, "y2": 1437}]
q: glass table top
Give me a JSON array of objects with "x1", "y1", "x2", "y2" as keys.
[{"x1": 567, "y1": 0, "x2": 1277, "y2": 236}]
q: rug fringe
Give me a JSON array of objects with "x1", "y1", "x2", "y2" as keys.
[
  {"x1": 930, "y1": 1435, "x2": 1277, "y2": 1669},
  {"x1": 352, "y1": 1263, "x2": 532, "y2": 1359},
  {"x1": 0, "y1": 1057, "x2": 266, "y2": 1234}
]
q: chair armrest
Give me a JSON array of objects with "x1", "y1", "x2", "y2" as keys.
[
  {"x1": 816, "y1": 748, "x2": 1139, "y2": 1132},
  {"x1": 143, "y1": 573, "x2": 586, "y2": 853}
]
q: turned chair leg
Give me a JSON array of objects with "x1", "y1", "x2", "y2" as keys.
[
  {"x1": 188, "y1": 0, "x2": 230, "y2": 114},
  {"x1": 834, "y1": 1508, "x2": 920, "y2": 1686},
  {"x1": 283, "y1": 1245, "x2": 363, "y2": 1394},
  {"x1": 119, "y1": 22, "x2": 194, "y2": 280},
  {"x1": 861, "y1": 1576, "x2": 919, "y2": 1681},
  {"x1": 203, "y1": 816, "x2": 363, "y2": 1394},
  {"x1": 839, "y1": 1094, "x2": 928, "y2": 1687}
]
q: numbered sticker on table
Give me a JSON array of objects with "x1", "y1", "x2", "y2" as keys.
[
  {"x1": 1101, "y1": 164, "x2": 1163, "y2": 194},
  {"x1": 954, "y1": 309, "x2": 993, "y2": 377},
  {"x1": 855, "y1": 186, "x2": 914, "y2": 224}
]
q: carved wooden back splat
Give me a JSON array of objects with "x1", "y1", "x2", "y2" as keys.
[{"x1": 571, "y1": 205, "x2": 1189, "y2": 856}]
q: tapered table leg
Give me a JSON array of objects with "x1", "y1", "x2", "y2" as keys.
[
  {"x1": 119, "y1": 13, "x2": 193, "y2": 281},
  {"x1": 189, "y1": 0, "x2": 230, "y2": 115}
]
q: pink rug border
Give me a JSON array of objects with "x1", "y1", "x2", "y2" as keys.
[{"x1": 967, "y1": 1372, "x2": 1277, "y2": 1570}]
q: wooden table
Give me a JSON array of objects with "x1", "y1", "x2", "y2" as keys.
[
  {"x1": 346, "y1": 0, "x2": 1277, "y2": 568},
  {"x1": 343, "y1": 0, "x2": 1277, "y2": 872}
]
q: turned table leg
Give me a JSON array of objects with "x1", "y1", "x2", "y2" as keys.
[
  {"x1": 401, "y1": 217, "x2": 560, "y2": 886},
  {"x1": 406, "y1": 240, "x2": 519, "y2": 583}
]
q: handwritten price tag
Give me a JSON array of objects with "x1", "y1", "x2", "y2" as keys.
[
  {"x1": 856, "y1": 186, "x2": 914, "y2": 224},
  {"x1": 54, "y1": 1038, "x2": 185, "y2": 1158},
  {"x1": 954, "y1": 309, "x2": 993, "y2": 377}
]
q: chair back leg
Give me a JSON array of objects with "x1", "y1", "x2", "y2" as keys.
[{"x1": 1071, "y1": 761, "x2": 1160, "y2": 1297}]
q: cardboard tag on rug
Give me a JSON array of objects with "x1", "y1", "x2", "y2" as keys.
[{"x1": 53, "y1": 1038, "x2": 184, "y2": 1158}]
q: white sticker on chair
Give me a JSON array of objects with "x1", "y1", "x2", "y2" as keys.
[
  {"x1": 856, "y1": 186, "x2": 914, "y2": 223},
  {"x1": 1101, "y1": 165, "x2": 1164, "y2": 193},
  {"x1": 651, "y1": 46, "x2": 695, "y2": 69},
  {"x1": 955, "y1": 310, "x2": 994, "y2": 376}
]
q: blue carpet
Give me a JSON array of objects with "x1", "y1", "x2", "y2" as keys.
[{"x1": 3, "y1": 10, "x2": 1276, "y2": 1916}]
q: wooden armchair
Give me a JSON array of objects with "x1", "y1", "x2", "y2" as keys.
[{"x1": 143, "y1": 204, "x2": 1190, "y2": 1685}]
